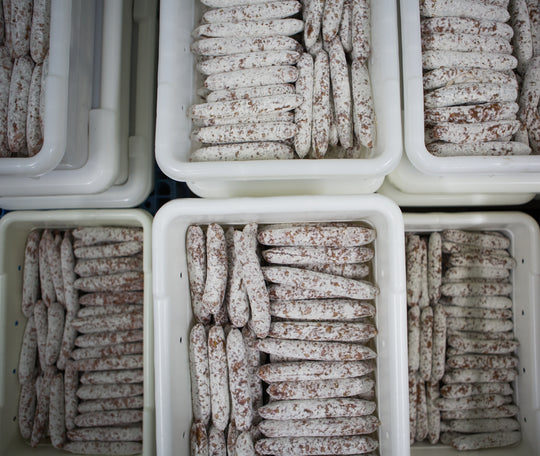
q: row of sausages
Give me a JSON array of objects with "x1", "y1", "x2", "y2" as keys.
[
  {"x1": 188, "y1": 0, "x2": 376, "y2": 162},
  {"x1": 18, "y1": 226, "x2": 146, "y2": 455},
  {"x1": 0, "y1": 0, "x2": 50, "y2": 157},
  {"x1": 406, "y1": 228, "x2": 521, "y2": 451},
  {"x1": 187, "y1": 222, "x2": 381, "y2": 455},
  {"x1": 421, "y1": 0, "x2": 540, "y2": 157}
]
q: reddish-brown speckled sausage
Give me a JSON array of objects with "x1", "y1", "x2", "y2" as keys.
[
  {"x1": 258, "y1": 360, "x2": 375, "y2": 383},
  {"x1": 267, "y1": 376, "x2": 375, "y2": 400},
  {"x1": 77, "y1": 395, "x2": 144, "y2": 413},
  {"x1": 18, "y1": 379, "x2": 37, "y2": 441},
  {"x1": 45, "y1": 301, "x2": 64, "y2": 365},
  {"x1": 263, "y1": 266, "x2": 379, "y2": 300},
  {"x1": 22, "y1": 230, "x2": 41, "y2": 317},
  {"x1": 226, "y1": 329, "x2": 253, "y2": 431},
  {"x1": 202, "y1": 224, "x2": 228, "y2": 316},
  {"x1": 73, "y1": 355, "x2": 143, "y2": 372},
  {"x1": 79, "y1": 369, "x2": 143, "y2": 385},
  {"x1": 73, "y1": 272, "x2": 144, "y2": 293},
  {"x1": 18, "y1": 315, "x2": 37, "y2": 384},
  {"x1": 70, "y1": 312, "x2": 144, "y2": 334},
  {"x1": 208, "y1": 325, "x2": 230, "y2": 431},
  {"x1": 255, "y1": 435, "x2": 378, "y2": 455},
  {"x1": 268, "y1": 321, "x2": 377, "y2": 342},
  {"x1": 259, "y1": 415, "x2": 380, "y2": 437},
  {"x1": 67, "y1": 425, "x2": 143, "y2": 442},
  {"x1": 49, "y1": 373, "x2": 66, "y2": 448},
  {"x1": 256, "y1": 337, "x2": 377, "y2": 361},
  {"x1": 190, "y1": 324, "x2": 211, "y2": 425},
  {"x1": 234, "y1": 227, "x2": 271, "y2": 338},
  {"x1": 74, "y1": 330, "x2": 144, "y2": 348},
  {"x1": 74, "y1": 409, "x2": 143, "y2": 427}
]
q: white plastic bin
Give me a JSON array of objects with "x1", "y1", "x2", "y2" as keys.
[
  {"x1": 155, "y1": 0, "x2": 402, "y2": 197},
  {"x1": 404, "y1": 211, "x2": 540, "y2": 456},
  {"x1": 0, "y1": 0, "x2": 72, "y2": 177},
  {"x1": 401, "y1": 0, "x2": 540, "y2": 178},
  {"x1": 0, "y1": 209, "x2": 155, "y2": 456},
  {"x1": 0, "y1": 0, "x2": 129, "y2": 198},
  {"x1": 152, "y1": 195, "x2": 409, "y2": 456},
  {"x1": 378, "y1": 176, "x2": 536, "y2": 208},
  {"x1": 387, "y1": 155, "x2": 540, "y2": 201},
  {"x1": 0, "y1": 0, "x2": 157, "y2": 210}
]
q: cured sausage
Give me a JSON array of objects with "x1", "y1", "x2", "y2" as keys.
[
  {"x1": 258, "y1": 360, "x2": 375, "y2": 382},
  {"x1": 262, "y1": 266, "x2": 379, "y2": 300},
  {"x1": 189, "y1": 323, "x2": 211, "y2": 425},
  {"x1": 22, "y1": 230, "x2": 41, "y2": 317},
  {"x1": 258, "y1": 397, "x2": 376, "y2": 420},
  {"x1": 234, "y1": 227, "x2": 271, "y2": 338},
  {"x1": 208, "y1": 325, "x2": 230, "y2": 431},
  {"x1": 226, "y1": 329, "x2": 253, "y2": 431},
  {"x1": 258, "y1": 415, "x2": 380, "y2": 437},
  {"x1": 256, "y1": 337, "x2": 377, "y2": 360}
]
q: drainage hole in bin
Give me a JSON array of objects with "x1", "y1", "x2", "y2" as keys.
[
  {"x1": 179, "y1": 272, "x2": 183, "y2": 279},
  {"x1": 14, "y1": 320, "x2": 18, "y2": 326},
  {"x1": 12, "y1": 369, "x2": 16, "y2": 374},
  {"x1": 522, "y1": 258, "x2": 524, "y2": 264},
  {"x1": 522, "y1": 310, "x2": 525, "y2": 316},
  {"x1": 18, "y1": 265, "x2": 21, "y2": 271},
  {"x1": 183, "y1": 431, "x2": 186, "y2": 439},
  {"x1": 524, "y1": 417, "x2": 527, "y2": 423},
  {"x1": 523, "y1": 367, "x2": 526, "y2": 374},
  {"x1": 12, "y1": 416, "x2": 16, "y2": 422},
  {"x1": 179, "y1": 337, "x2": 183, "y2": 344}
]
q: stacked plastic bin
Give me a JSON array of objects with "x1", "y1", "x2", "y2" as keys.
[
  {"x1": 0, "y1": 1, "x2": 158, "y2": 455},
  {"x1": 0, "y1": 0, "x2": 156, "y2": 210}
]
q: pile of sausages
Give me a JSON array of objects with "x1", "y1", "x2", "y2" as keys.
[
  {"x1": 188, "y1": 0, "x2": 376, "y2": 162},
  {"x1": 187, "y1": 222, "x2": 381, "y2": 455},
  {"x1": 421, "y1": 0, "x2": 539, "y2": 157},
  {"x1": 406, "y1": 229, "x2": 521, "y2": 451},
  {"x1": 18, "y1": 226, "x2": 145, "y2": 455},
  {"x1": 0, "y1": 0, "x2": 50, "y2": 158}
]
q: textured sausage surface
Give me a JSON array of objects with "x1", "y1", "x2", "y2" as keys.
[
  {"x1": 67, "y1": 425, "x2": 143, "y2": 442},
  {"x1": 63, "y1": 441, "x2": 143, "y2": 455},
  {"x1": 74, "y1": 241, "x2": 143, "y2": 259},
  {"x1": 269, "y1": 298, "x2": 375, "y2": 320},
  {"x1": 74, "y1": 410, "x2": 143, "y2": 427},
  {"x1": 234, "y1": 227, "x2": 271, "y2": 338},
  {"x1": 266, "y1": 376, "x2": 375, "y2": 400},
  {"x1": 312, "y1": 50, "x2": 330, "y2": 158},
  {"x1": 77, "y1": 396, "x2": 144, "y2": 413},
  {"x1": 72, "y1": 334, "x2": 139, "y2": 357},
  {"x1": 189, "y1": 323, "x2": 211, "y2": 425},
  {"x1": 259, "y1": 415, "x2": 380, "y2": 437},
  {"x1": 255, "y1": 435, "x2": 378, "y2": 455},
  {"x1": 263, "y1": 266, "x2": 379, "y2": 300},
  {"x1": 268, "y1": 321, "x2": 377, "y2": 342},
  {"x1": 18, "y1": 380, "x2": 36, "y2": 441},
  {"x1": 263, "y1": 246, "x2": 374, "y2": 265},
  {"x1": 258, "y1": 397, "x2": 376, "y2": 420},
  {"x1": 451, "y1": 431, "x2": 521, "y2": 451},
  {"x1": 71, "y1": 311, "x2": 144, "y2": 333},
  {"x1": 192, "y1": 36, "x2": 302, "y2": 56},
  {"x1": 258, "y1": 360, "x2": 375, "y2": 382},
  {"x1": 22, "y1": 230, "x2": 41, "y2": 317},
  {"x1": 18, "y1": 315, "x2": 37, "y2": 384},
  {"x1": 256, "y1": 337, "x2": 377, "y2": 360},
  {"x1": 73, "y1": 355, "x2": 144, "y2": 372},
  {"x1": 76, "y1": 383, "x2": 144, "y2": 401},
  {"x1": 226, "y1": 328, "x2": 253, "y2": 431},
  {"x1": 208, "y1": 325, "x2": 230, "y2": 431},
  {"x1": 49, "y1": 373, "x2": 66, "y2": 449}
]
